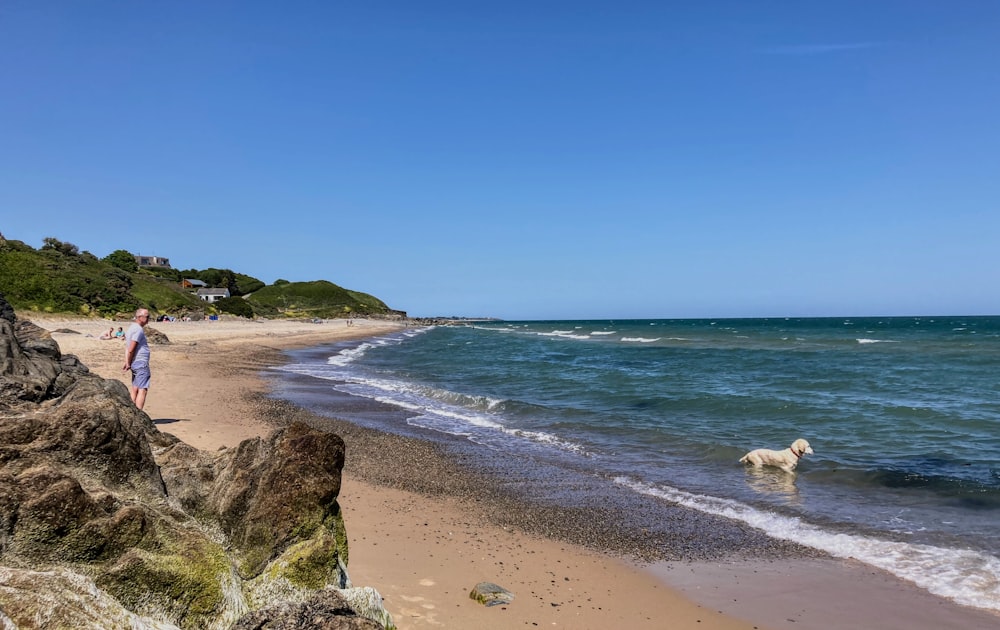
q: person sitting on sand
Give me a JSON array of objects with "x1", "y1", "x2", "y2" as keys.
[
  {"x1": 99, "y1": 327, "x2": 114, "y2": 340},
  {"x1": 115, "y1": 327, "x2": 124, "y2": 339}
]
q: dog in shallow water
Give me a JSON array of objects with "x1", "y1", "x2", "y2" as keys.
[{"x1": 739, "y1": 438, "x2": 814, "y2": 473}]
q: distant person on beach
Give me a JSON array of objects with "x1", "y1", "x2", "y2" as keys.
[
  {"x1": 122, "y1": 308, "x2": 152, "y2": 410},
  {"x1": 115, "y1": 327, "x2": 124, "y2": 339},
  {"x1": 99, "y1": 327, "x2": 114, "y2": 340}
]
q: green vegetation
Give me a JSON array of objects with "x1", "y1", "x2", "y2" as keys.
[
  {"x1": 247, "y1": 280, "x2": 390, "y2": 318},
  {"x1": 0, "y1": 234, "x2": 396, "y2": 319},
  {"x1": 268, "y1": 527, "x2": 344, "y2": 590},
  {"x1": 98, "y1": 540, "x2": 230, "y2": 629},
  {"x1": 41, "y1": 237, "x2": 80, "y2": 257},
  {"x1": 145, "y1": 265, "x2": 183, "y2": 282},
  {"x1": 178, "y1": 267, "x2": 265, "y2": 296},
  {"x1": 130, "y1": 275, "x2": 204, "y2": 314},
  {"x1": 214, "y1": 295, "x2": 254, "y2": 318},
  {"x1": 0, "y1": 237, "x2": 138, "y2": 316},
  {"x1": 103, "y1": 249, "x2": 139, "y2": 273}
]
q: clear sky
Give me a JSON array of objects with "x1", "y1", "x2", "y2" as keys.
[{"x1": 2, "y1": 2, "x2": 998, "y2": 320}]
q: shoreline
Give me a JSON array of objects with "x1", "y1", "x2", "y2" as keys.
[{"x1": 35, "y1": 315, "x2": 1000, "y2": 629}]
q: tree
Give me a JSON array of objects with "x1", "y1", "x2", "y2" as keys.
[
  {"x1": 103, "y1": 249, "x2": 139, "y2": 272},
  {"x1": 41, "y1": 237, "x2": 80, "y2": 257}
]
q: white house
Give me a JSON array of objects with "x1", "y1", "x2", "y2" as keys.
[{"x1": 196, "y1": 288, "x2": 231, "y2": 303}]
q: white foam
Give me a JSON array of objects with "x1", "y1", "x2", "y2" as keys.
[
  {"x1": 326, "y1": 342, "x2": 374, "y2": 366},
  {"x1": 857, "y1": 338, "x2": 899, "y2": 344},
  {"x1": 329, "y1": 376, "x2": 591, "y2": 456},
  {"x1": 538, "y1": 330, "x2": 591, "y2": 340},
  {"x1": 403, "y1": 410, "x2": 590, "y2": 455},
  {"x1": 590, "y1": 331, "x2": 617, "y2": 336},
  {"x1": 621, "y1": 337, "x2": 662, "y2": 343},
  {"x1": 615, "y1": 477, "x2": 1000, "y2": 612},
  {"x1": 501, "y1": 427, "x2": 590, "y2": 454},
  {"x1": 276, "y1": 363, "x2": 336, "y2": 379},
  {"x1": 465, "y1": 324, "x2": 516, "y2": 333}
]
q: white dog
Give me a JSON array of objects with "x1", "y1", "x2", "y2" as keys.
[{"x1": 739, "y1": 438, "x2": 814, "y2": 473}]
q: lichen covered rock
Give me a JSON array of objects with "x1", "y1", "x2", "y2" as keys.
[
  {"x1": 231, "y1": 588, "x2": 383, "y2": 630},
  {"x1": 469, "y1": 581, "x2": 515, "y2": 607},
  {"x1": 0, "y1": 567, "x2": 181, "y2": 630},
  {"x1": 0, "y1": 294, "x2": 392, "y2": 629},
  {"x1": 207, "y1": 422, "x2": 347, "y2": 578}
]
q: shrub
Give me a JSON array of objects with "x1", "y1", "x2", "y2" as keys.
[
  {"x1": 246, "y1": 280, "x2": 389, "y2": 318},
  {"x1": 143, "y1": 266, "x2": 182, "y2": 281},
  {"x1": 130, "y1": 276, "x2": 205, "y2": 314},
  {"x1": 214, "y1": 296, "x2": 254, "y2": 318},
  {"x1": 41, "y1": 237, "x2": 80, "y2": 257},
  {"x1": 103, "y1": 249, "x2": 139, "y2": 273},
  {"x1": 233, "y1": 273, "x2": 265, "y2": 296},
  {"x1": 0, "y1": 245, "x2": 137, "y2": 315}
]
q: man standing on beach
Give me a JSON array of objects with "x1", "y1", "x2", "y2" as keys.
[{"x1": 122, "y1": 308, "x2": 151, "y2": 410}]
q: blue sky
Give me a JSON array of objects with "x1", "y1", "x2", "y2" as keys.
[{"x1": 2, "y1": 2, "x2": 998, "y2": 319}]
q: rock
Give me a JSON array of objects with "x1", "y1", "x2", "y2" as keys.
[
  {"x1": 1, "y1": 316, "x2": 68, "y2": 404},
  {"x1": 469, "y1": 581, "x2": 515, "y2": 607},
  {"x1": 231, "y1": 590, "x2": 381, "y2": 630},
  {"x1": 155, "y1": 441, "x2": 216, "y2": 516},
  {"x1": 0, "y1": 566, "x2": 181, "y2": 630},
  {"x1": 0, "y1": 293, "x2": 393, "y2": 629},
  {"x1": 337, "y1": 587, "x2": 394, "y2": 629},
  {"x1": 0, "y1": 293, "x2": 13, "y2": 325},
  {"x1": 208, "y1": 422, "x2": 348, "y2": 578},
  {"x1": 144, "y1": 326, "x2": 171, "y2": 345}
]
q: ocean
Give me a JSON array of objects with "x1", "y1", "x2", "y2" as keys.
[{"x1": 272, "y1": 316, "x2": 1000, "y2": 613}]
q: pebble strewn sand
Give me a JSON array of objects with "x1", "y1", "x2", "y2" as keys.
[{"x1": 247, "y1": 391, "x2": 813, "y2": 564}]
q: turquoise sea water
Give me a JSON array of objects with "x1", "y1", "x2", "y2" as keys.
[{"x1": 276, "y1": 316, "x2": 1000, "y2": 612}]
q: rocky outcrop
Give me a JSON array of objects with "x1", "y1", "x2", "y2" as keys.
[
  {"x1": 144, "y1": 326, "x2": 171, "y2": 345},
  {"x1": 230, "y1": 589, "x2": 383, "y2": 630},
  {"x1": 0, "y1": 294, "x2": 392, "y2": 629},
  {"x1": 0, "y1": 309, "x2": 90, "y2": 405}
]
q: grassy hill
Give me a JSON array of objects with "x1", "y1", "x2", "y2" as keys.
[
  {"x1": 0, "y1": 238, "x2": 139, "y2": 316},
  {"x1": 130, "y1": 275, "x2": 206, "y2": 314},
  {"x1": 247, "y1": 281, "x2": 390, "y2": 318},
  {"x1": 0, "y1": 235, "x2": 396, "y2": 319}
]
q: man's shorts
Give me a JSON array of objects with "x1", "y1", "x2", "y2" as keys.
[{"x1": 131, "y1": 362, "x2": 151, "y2": 390}]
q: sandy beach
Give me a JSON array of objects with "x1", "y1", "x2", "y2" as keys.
[{"x1": 31, "y1": 315, "x2": 1000, "y2": 630}]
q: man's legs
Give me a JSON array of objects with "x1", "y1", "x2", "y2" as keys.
[{"x1": 130, "y1": 363, "x2": 151, "y2": 410}]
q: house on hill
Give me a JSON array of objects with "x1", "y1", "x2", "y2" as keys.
[
  {"x1": 182, "y1": 278, "x2": 208, "y2": 289},
  {"x1": 196, "y1": 288, "x2": 231, "y2": 303},
  {"x1": 135, "y1": 255, "x2": 171, "y2": 268}
]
